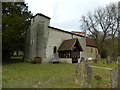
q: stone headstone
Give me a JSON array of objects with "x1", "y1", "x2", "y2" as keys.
[
  {"x1": 85, "y1": 64, "x2": 92, "y2": 86},
  {"x1": 75, "y1": 62, "x2": 92, "y2": 88},
  {"x1": 117, "y1": 56, "x2": 120, "y2": 64},
  {"x1": 80, "y1": 57, "x2": 85, "y2": 62},
  {"x1": 110, "y1": 65, "x2": 120, "y2": 88},
  {"x1": 94, "y1": 59, "x2": 97, "y2": 63},
  {"x1": 106, "y1": 56, "x2": 112, "y2": 64}
]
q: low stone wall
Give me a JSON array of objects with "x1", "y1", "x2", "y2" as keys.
[{"x1": 59, "y1": 58, "x2": 72, "y2": 63}]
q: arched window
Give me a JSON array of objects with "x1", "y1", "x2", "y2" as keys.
[{"x1": 53, "y1": 46, "x2": 57, "y2": 53}]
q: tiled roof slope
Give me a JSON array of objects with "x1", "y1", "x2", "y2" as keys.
[
  {"x1": 58, "y1": 38, "x2": 83, "y2": 51},
  {"x1": 86, "y1": 38, "x2": 97, "y2": 47}
]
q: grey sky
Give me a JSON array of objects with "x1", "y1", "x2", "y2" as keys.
[{"x1": 25, "y1": 0, "x2": 119, "y2": 31}]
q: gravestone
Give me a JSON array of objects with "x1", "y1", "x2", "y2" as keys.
[
  {"x1": 75, "y1": 62, "x2": 92, "y2": 88},
  {"x1": 80, "y1": 57, "x2": 85, "y2": 62},
  {"x1": 110, "y1": 65, "x2": 120, "y2": 88},
  {"x1": 117, "y1": 56, "x2": 120, "y2": 64},
  {"x1": 106, "y1": 56, "x2": 112, "y2": 64},
  {"x1": 94, "y1": 59, "x2": 97, "y2": 63},
  {"x1": 85, "y1": 64, "x2": 92, "y2": 86}
]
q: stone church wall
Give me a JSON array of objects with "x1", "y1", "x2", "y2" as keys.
[
  {"x1": 46, "y1": 28, "x2": 72, "y2": 59},
  {"x1": 24, "y1": 27, "x2": 30, "y2": 61},
  {"x1": 86, "y1": 46, "x2": 98, "y2": 59},
  {"x1": 27, "y1": 23, "x2": 37, "y2": 61},
  {"x1": 45, "y1": 28, "x2": 86, "y2": 62},
  {"x1": 25, "y1": 15, "x2": 50, "y2": 61},
  {"x1": 24, "y1": 13, "x2": 99, "y2": 63}
]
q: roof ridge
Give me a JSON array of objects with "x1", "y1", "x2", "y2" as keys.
[
  {"x1": 48, "y1": 26, "x2": 85, "y2": 37},
  {"x1": 32, "y1": 13, "x2": 51, "y2": 19}
]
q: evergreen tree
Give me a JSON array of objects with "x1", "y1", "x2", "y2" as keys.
[{"x1": 2, "y1": 2, "x2": 32, "y2": 61}]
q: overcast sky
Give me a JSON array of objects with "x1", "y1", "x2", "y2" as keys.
[{"x1": 25, "y1": 0, "x2": 119, "y2": 32}]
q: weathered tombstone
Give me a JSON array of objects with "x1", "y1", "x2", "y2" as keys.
[
  {"x1": 85, "y1": 64, "x2": 92, "y2": 86},
  {"x1": 80, "y1": 57, "x2": 85, "y2": 62},
  {"x1": 106, "y1": 56, "x2": 112, "y2": 64},
  {"x1": 110, "y1": 65, "x2": 120, "y2": 88},
  {"x1": 117, "y1": 56, "x2": 120, "y2": 64},
  {"x1": 118, "y1": 64, "x2": 120, "y2": 89},
  {"x1": 75, "y1": 62, "x2": 92, "y2": 88},
  {"x1": 94, "y1": 59, "x2": 97, "y2": 63}
]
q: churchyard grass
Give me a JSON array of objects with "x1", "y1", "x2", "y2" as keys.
[
  {"x1": 2, "y1": 62, "x2": 76, "y2": 88},
  {"x1": 87, "y1": 59, "x2": 118, "y2": 88},
  {"x1": 92, "y1": 68, "x2": 111, "y2": 88},
  {"x1": 87, "y1": 59, "x2": 117, "y2": 68},
  {"x1": 2, "y1": 59, "x2": 118, "y2": 88}
]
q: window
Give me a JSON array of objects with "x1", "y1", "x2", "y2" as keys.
[
  {"x1": 31, "y1": 38, "x2": 34, "y2": 45},
  {"x1": 77, "y1": 52, "x2": 80, "y2": 58},
  {"x1": 91, "y1": 48, "x2": 93, "y2": 53},
  {"x1": 59, "y1": 51, "x2": 71, "y2": 58},
  {"x1": 53, "y1": 46, "x2": 57, "y2": 53}
]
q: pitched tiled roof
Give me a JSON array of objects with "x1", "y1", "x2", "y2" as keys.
[
  {"x1": 48, "y1": 26, "x2": 85, "y2": 37},
  {"x1": 32, "y1": 13, "x2": 51, "y2": 19},
  {"x1": 71, "y1": 31, "x2": 86, "y2": 34},
  {"x1": 86, "y1": 38, "x2": 97, "y2": 47},
  {"x1": 58, "y1": 38, "x2": 83, "y2": 51}
]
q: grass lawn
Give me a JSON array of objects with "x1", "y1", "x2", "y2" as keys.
[
  {"x1": 87, "y1": 59, "x2": 118, "y2": 68},
  {"x1": 2, "y1": 62, "x2": 77, "y2": 88},
  {"x1": 2, "y1": 59, "x2": 118, "y2": 88},
  {"x1": 91, "y1": 68, "x2": 111, "y2": 88}
]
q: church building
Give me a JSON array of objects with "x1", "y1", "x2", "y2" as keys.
[{"x1": 24, "y1": 13, "x2": 99, "y2": 63}]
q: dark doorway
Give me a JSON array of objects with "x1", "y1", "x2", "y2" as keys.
[{"x1": 72, "y1": 48, "x2": 79, "y2": 63}]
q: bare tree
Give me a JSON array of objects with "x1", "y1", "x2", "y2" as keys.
[{"x1": 80, "y1": 3, "x2": 118, "y2": 58}]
